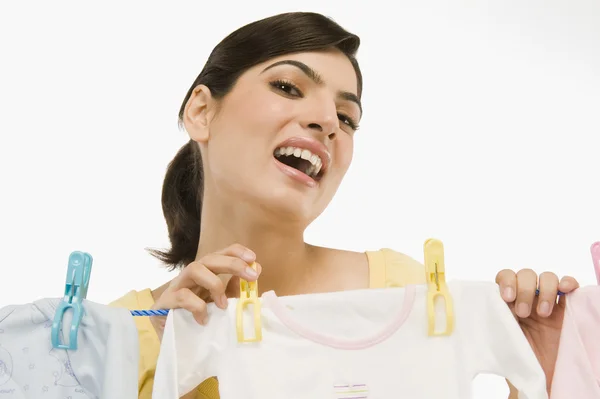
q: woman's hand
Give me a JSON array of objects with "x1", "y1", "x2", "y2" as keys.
[
  {"x1": 149, "y1": 243, "x2": 262, "y2": 341},
  {"x1": 495, "y1": 268, "x2": 579, "y2": 394}
]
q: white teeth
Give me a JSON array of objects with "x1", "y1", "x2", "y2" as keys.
[
  {"x1": 274, "y1": 146, "x2": 324, "y2": 176},
  {"x1": 300, "y1": 149, "x2": 311, "y2": 160}
]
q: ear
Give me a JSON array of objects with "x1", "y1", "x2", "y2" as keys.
[{"x1": 182, "y1": 84, "x2": 216, "y2": 143}]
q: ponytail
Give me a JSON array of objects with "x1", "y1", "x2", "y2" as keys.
[{"x1": 148, "y1": 140, "x2": 203, "y2": 270}]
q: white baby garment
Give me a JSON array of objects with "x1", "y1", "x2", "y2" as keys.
[
  {"x1": 0, "y1": 298, "x2": 139, "y2": 398},
  {"x1": 153, "y1": 281, "x2": 548, "y2": 399}
]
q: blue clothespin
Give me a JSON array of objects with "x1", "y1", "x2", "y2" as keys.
[{"x1": 51, "y1": 251, "x2": 93, "y2": 350}]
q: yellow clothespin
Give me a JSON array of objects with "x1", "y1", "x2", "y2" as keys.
[
  {"x1": 424, "y1": 238, "x2": 454, "y2": 336},
  {"x1": 236, "y1": 262, "x2": 262, "y2": 343}
]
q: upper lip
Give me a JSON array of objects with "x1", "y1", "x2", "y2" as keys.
[{"x1": 274, "y1": 136, "x2": 331, "y2": 174}]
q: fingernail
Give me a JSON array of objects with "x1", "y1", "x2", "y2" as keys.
[
  {"x1": 242, "y1": 251, "x2": 256, "y2": 262},
  {"x1": 539, "y1": 301, "x2": 550, "y2": 316},
  {"x1": 503, "y1": 287, "x2": 515, "y2": 301},
  {"x1": 201, "y1": 316, "x2": 208, "y2": 325},
  {"x1": 517, "y1": 302, "x2": 530, "y2": 317},
  {"x1": 220, "y1": 294, "x2": 229, "y2": 308},
  {"x1": 245, "y1": 266, "x2": 258, "y2": 279}
]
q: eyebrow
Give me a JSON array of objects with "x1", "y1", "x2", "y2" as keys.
[{"x1": 261, "y1": 59, "x2": 362, "y2": 115}]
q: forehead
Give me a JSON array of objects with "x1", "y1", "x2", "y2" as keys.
[{"x1": 249, "y1": 50, "x2": 359, "y2": 96}]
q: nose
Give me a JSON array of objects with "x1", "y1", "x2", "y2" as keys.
[
  {"x1": 306, "y1": 123, "x2": 336, "y2": 141},
  {"x1": 300, "y1": 99, "x2": 338, "y2": 141}
]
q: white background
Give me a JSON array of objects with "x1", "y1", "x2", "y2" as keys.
[{"x1": 1, "y1": 1, "x2": 599, "y2": 397}]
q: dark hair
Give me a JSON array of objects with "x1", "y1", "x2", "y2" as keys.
[{"x1": 149, "y1": 12, "x2": 363, "y2": 270}]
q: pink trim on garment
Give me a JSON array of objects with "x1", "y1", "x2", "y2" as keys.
[
  {"x1": 591, "y1": 242, "x2": 600, "y2": 285},
  {"x1": 261, "y1": 285, "x2": 417, "y2": 350}
]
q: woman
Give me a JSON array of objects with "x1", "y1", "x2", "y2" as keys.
[{"x1": 110, "y1": 11, "x2": 579, "y2": 399}]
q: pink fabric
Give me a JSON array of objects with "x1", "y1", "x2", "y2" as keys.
[
  {"x1": 591, "y1": 242, "x2": 600, "y2": 285},
  {"x1": 551, "y1": 286, "x2": 600, "y2": 398}
]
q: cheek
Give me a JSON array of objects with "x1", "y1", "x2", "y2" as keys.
[
  {"x1": 265, "y1": 97, "x2": 289, "y2": 115},
  {"x1": 334, "y1": 136, "x2": 354, "y2": 172},
  {"x1": 206, "y1": 92, "x2": 293, "y2": 178},
  {"x1": 230, "y1": 88, "x2": 292, "y2": 131}
]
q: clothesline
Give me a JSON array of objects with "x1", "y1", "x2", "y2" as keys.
[{"x1": 127, "y1": 288, "x2": 565, "y2": 316}]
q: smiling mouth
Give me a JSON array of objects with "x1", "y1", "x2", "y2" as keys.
[{"x1": 273, "y1": 146, "x2": 325, "y2": 181}]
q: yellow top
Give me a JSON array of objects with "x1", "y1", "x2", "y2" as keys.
[{"x1": 109, "y1": 249, "x2": 426, "y2": 399}]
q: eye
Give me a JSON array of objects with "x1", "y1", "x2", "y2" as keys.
[
  {"x1": 269, "y1": 79, "x2": 303, "y2": 97},
  {"x1": 337, "y1": 113, "x2": 359, "y2": 131}
]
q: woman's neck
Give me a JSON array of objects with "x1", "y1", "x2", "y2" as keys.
[{"x1": 196, "y1": 199, "x2": 319, "y2": 295}]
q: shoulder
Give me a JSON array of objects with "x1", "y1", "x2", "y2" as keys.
[
  {"x1": 109, "y1": 289, "x2": 151, "y2": 309},
  {"x1": 109, "y1": 289, "x2": 157, "y2": 337},
  {"x1": 366, "y1": 248, "x2": 426, "y2": 288},
  {"x1": 316, "y1": 246, "x2": 425, "y2": 289}
]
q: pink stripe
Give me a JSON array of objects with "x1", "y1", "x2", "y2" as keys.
[
  {"x1": 334, "y1": 384, "x2": 366, "y2": 389},
  {"x1": 591, "y1": 242, "x2": 600, "y2": 285},
  {"x1": 262, "y1": 286, "x2": 417, "y2": 350}
]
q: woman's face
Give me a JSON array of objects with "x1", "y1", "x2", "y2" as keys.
[{"x1": 187, "y1": 49, "x2": 361, "y2": 226}]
